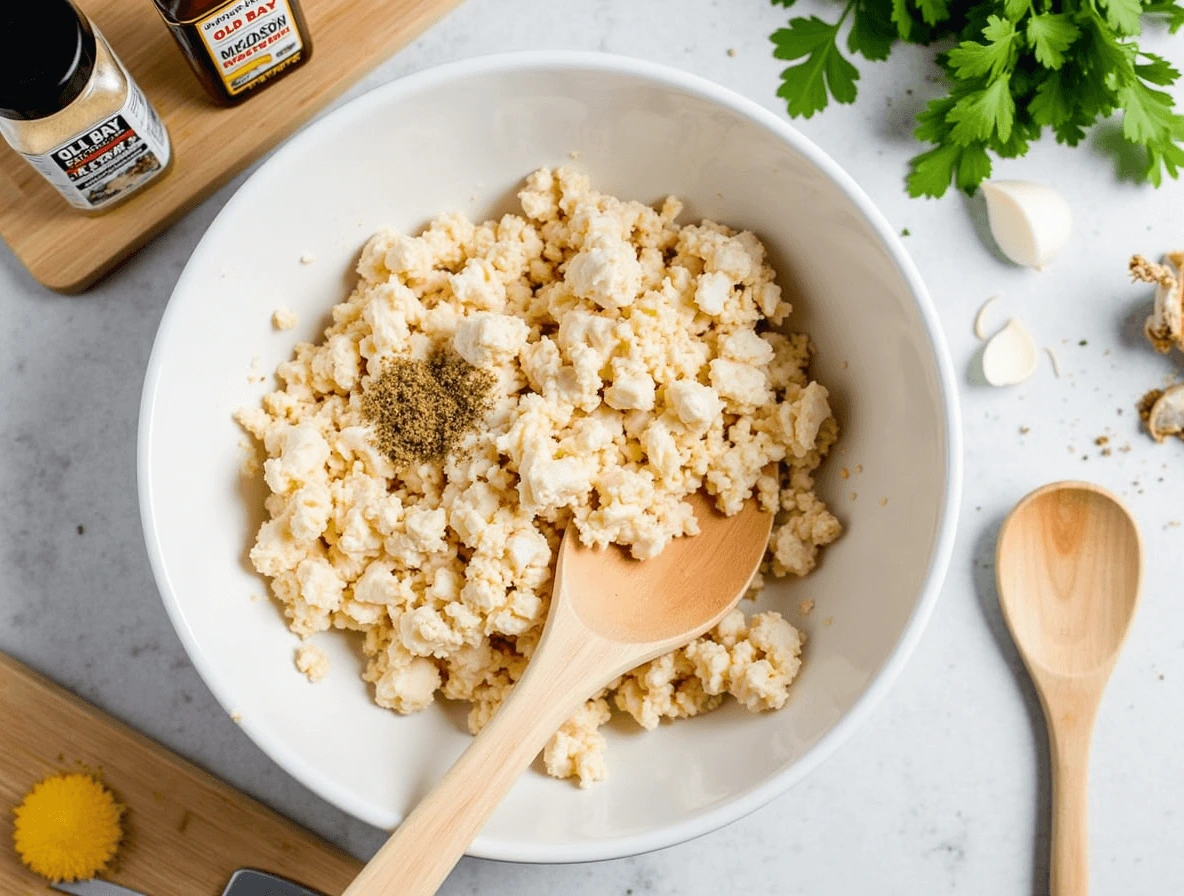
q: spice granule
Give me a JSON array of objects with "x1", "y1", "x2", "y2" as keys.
[{"x1": 361, "y1": 347, "x2": 494, "y2": 465}]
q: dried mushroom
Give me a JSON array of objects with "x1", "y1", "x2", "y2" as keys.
[
  {"x1": 1130, "y1": 252, "x2": 1184, "y2": 355},
  {"x1": 1139, "y1": 385, "x2": 1184, "y2": 443}
]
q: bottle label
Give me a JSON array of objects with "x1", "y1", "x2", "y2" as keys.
[
  {"x1": 195, "y1": 0, "x2": 305, "y2": 96},
  {"x1": 22, "y1": 80, "x2": 171, "y2": 210}
]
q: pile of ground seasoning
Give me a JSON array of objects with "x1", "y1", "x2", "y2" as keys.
[{"x1": 361, "y1": 346, "x2": 495, "y2": 465}]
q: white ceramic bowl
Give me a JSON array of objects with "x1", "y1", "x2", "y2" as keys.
[{"x1": 139, "y1": 52, "x2": 961, "y2": 862}]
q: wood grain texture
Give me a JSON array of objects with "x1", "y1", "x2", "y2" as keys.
[
  {"x1": 344, "y1": 492, "x2": 773, "y2": 896},
  {"x1": 995, "y1": 481, "x2": 1143, "y2": 896},
  {"x1": 0, "y1": 0, "x2": 461, "y2": 293},
  {"x1": 0, "y1": 652, "x2": 362, "y2": 895}
]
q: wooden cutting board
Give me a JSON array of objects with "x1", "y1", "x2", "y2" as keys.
[
  {"x1": 0, "y1": 652, "x2": 363, "y2": 894},
  {"x1": 0, "y1": 0, "x2": 460, "y2": 294}
]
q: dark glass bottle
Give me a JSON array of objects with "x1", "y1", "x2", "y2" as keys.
[{"x1": 153, "y1": 0, "x2": 312, "y2": 105}]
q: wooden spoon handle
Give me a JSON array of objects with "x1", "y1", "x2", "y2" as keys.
[
  {"x1": 1048, "y1": 710, "x2": 1094, "y2": 896},
  {"x1": 342, "y1": 622, "x2": 622, "y2": 896}
]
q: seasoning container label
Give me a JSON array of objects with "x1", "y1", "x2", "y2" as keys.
[
  {"x1": 195, "y1": 0, "x2": 305, "y2": 97},
  {"x1": 20, "y1": 80, "x2": 170, "y2": 211}
]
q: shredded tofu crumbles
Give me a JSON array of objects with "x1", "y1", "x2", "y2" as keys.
[
  {"x1": 273, "y1": 307, "x2": 299, "y2": 331},
  {"x1": 236, "y1": 168, "x2": 842, "y2": 786}
]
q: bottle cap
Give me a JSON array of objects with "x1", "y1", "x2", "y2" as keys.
[{"x1": 0, "y1": 0, "x2": 98, "y2": 121}]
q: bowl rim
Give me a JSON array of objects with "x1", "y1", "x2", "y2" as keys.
[{"x1": 138, "y1": 49, "x2": 963, "y2": 864}]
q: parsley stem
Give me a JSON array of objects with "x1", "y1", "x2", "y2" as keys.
[{"x1": 836, "y1": 0, "x2": 857, "y2": 28}]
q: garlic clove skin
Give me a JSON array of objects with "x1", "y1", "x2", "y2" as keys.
[
  {"x1": 981, "y1": 180, "x2": 1072, "y2": 271},
  {"x1": 982, "y1": 318, "x2": 1039, "y2": 386}
]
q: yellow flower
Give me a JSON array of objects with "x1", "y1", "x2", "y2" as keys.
[{"x1": 13, "y1": 773, "x2": 124, "y2": 883}]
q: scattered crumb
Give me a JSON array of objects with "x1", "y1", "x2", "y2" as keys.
[
  {"x1": 840, "y1": 467, "x2": 850, "y2": 479},
  {"x1": 249, "y1": 593, "x2": 263, "y2": 603},
  {"x1": 272, "y1": 307, "x2": 299, "y2": 331},
  {"x1": 299, "y1": 252, "x2": 315, "y2": 265},
  {"x1": 822, "y1": 616, "x2": 834, "y2": 627},
  {"x1": 568, "y1": 149, "x2": 581, "y2": 161},
  {"x1": 839, "y1": 447, "x2": 848, "y2": 456},
  {"x1": 849, "y1": 491, "x2": 858, "y2": 501},
  {"x1": 1019, "y1": 426, "x2": 1030, "y2": 435},
  {"x1": 1046, "y1": 347, "x2": 1063, "y2": 378},
  {"x1": 230, "y1": 712, "x2": 243, "y2": 723},
  {"x1": 854, "y1": 464, "x2": 863, "y2": 474},
  {"x1": 247, "y1": 355, "x2": 265, "y2": 384},
  {"x1": 1101, "y1": 448, "x2": 1112, "y2": 457},
  {"x1": 798, "y1": 599, "x2": 815, "y2": 616},
  {"x1": 840, "y1": 360, "x2": 849, "y2": 370},
  {"x1": 1095, "y1": 436, "x2": 1109, "y2": 447},
  {"x1": 1120, "y1": 443, "x2": 1132, "y2": 453},
  {"x1": 974, "y1": 295, "x2": 1000, "y2": 340},
  {"x1": 726, "y1": 47, "x2": 736, "y2": 57},
  {"x1": 879, "y1": 497, "x2": 888, "y2": 507},
  {"x1": 1104, "y1": 349, "x2": 1112, "y2": 356},
  {"x1": 1159, "y1": 673, "x2": 1167, "y2": 681},
  {"x1": 296, "y1": 643, "x2": 330, "y2": 683},
  {"x1": 1068, "y1": 445, "x2": 1076, "y2": 454}
]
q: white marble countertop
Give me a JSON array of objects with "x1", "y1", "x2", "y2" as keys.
[{"x1": 3, "y1": 0, "x2": 1182, "y2": 891}]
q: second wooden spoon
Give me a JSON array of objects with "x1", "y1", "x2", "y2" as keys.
[{"x1": 996, "y1": 481, "x2": 1142, "y2": 896}]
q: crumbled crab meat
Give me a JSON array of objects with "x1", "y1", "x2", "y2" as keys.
[
  {"x1": 1139, "y1": 385, "x2": 1184, "y2": 443},
  {"x1": 1130, "y1": 253, "x2": 1184, "y2": 355}
]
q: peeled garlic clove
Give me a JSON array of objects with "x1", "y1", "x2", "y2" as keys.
[
  {"x1": 1145, "y1": 384, "x2": 1184, "y2": 442},
  {"x1": 981, "y1": 180, "x2": 1072, "y2": 271},
  {"x1": 982, "y1": 318, "x2": 1039, "y2": 386}
]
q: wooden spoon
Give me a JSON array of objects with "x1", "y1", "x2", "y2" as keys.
[
  {"x1": 995, "y1": 481, "x2": 1142, "y2": 896},
  {"x1": 344, "y1": 490, "x2": 773, "y2": 896}
]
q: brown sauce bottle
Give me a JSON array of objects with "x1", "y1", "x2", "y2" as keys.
[{"x1": 153, "y1": 0, "x2": 312, "y2": 105}]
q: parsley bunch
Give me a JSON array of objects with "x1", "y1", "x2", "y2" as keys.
[{"x1": 770, "y1": 0, "x2": 1184, "y2": 196}]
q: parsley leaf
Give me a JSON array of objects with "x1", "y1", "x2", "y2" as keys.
[
  {"x1": 771, "y1": 16, "x2": 840, "y2": 60},
  {"x1": 906, "y1": 143, "x2": 961, "y2": 197},
  {"x1": 1026, "y1": 14, "x2": 1080, "y2": 70},
  {"x1": 772, "y1": 16, "x2": 860, "y2": 118},
  {"x1": 1135, "y1": 53, "x2": 1181, "y2": 87},
  {"x1": 946, "y1": 16, "x2": 1018, "y2": 79},
  {"x1": 948, "y1": 75, "x2": 1016, "y2": 145},
  {"x1": 955, "y1": 144, "x2": 993, "y2": 191},
  {"x1": 1100, "y1": 0, "x2": 1143, "y2": 36},
  {"x1": 1119, "y1": 80, "x2": 1178, "y2": 145},
  {"x1": 891, "y1": 0, "x2": 913, "y2": 40},
  {"x1": 1003, "y1": 0, "x2": 1030, "y2": 21},
  {"x1": 1144, "y1": 0, "x2": 1184, "y2": 32},
  {"x1": 848, "y1": 0, "x2": 897, "y2": 60},
  {"x1": 916, "y1": 0, "x2": 949, "y2": 27}
]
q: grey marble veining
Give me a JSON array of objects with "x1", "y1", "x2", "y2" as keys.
[{"x1": 2, "y1": 0, "x2": 1182, "y2": 892}]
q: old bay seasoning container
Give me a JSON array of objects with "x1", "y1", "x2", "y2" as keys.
[
  {"x1": 153, "y1": 0, "x2": 313, "y2": 105},
  {"x1": 0, "y1": 0, "x2": 171, "y2": 213}
]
